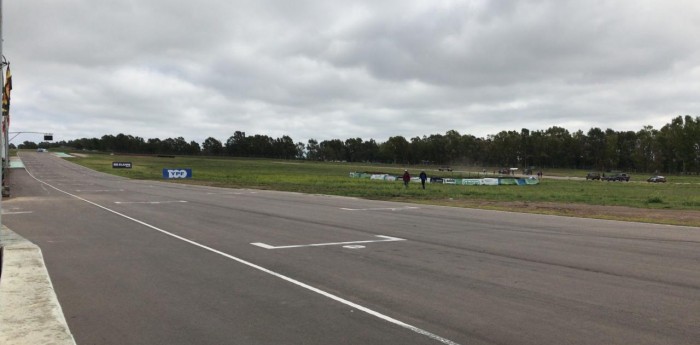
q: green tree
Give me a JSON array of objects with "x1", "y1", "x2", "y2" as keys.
[
  {"x1": 202, "y1": 137, "x2": 223, "y2": 155},
  {"x1": 380, "y1": 136, "x2": 410, "y2": 164}
]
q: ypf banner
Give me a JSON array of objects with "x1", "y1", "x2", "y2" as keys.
[{"x1": 162, "y1": 168, "x2": 192, "y2": 179}]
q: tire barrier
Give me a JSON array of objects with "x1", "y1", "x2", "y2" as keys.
[{"x1": 350, "y1": 172, "x2": 539, "y2": 186}]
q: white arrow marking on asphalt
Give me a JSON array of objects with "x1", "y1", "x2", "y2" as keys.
[
  {"x1": 251, "y1": 235, "x2": 406, "y2": 250},
  {"x1": 343, "y1": 245, "x2": 366, "y2": 249}
]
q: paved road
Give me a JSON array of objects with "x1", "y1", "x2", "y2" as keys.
[{"x1": 4, "y1": 152, "x2": 700, "y2": 345}]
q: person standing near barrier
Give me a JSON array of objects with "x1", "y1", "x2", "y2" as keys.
[
  {"x1": 419, "y1": 171, "x2": 427, "y2": 189},
  {"x1": 402, "y1": 170, "x2": 410, "y2": 188}
]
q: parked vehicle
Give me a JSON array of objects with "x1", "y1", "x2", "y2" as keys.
[
  {"x1": 585, "y1": 172, "x2": 601, "y2": 180},
  {"x1": 602, "y1": 173, "x2": 630, "y2": 182},
  {"x1": 438, "y1": 166, "x2": 453, "y2": 172},
  {"x1": 647, "y1": 176, "x2": 667, "y2": 183}
]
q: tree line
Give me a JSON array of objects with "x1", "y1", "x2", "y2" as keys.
[{"x1": 16, "y1": 115, "x2": 700, "y2": 174}]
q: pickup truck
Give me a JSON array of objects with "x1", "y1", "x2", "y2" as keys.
[
  {"x1": 585, "y1": 172, "x2": 601, "y2": 180},
  {"x1": 602, "y1": 173, "x2": 630, "y2": 182}
]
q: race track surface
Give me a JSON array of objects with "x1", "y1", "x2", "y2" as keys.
[{"x1": 3, "y1": 152, "x2": 700, "y2": 345}]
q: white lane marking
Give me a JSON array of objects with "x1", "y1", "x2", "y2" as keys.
[
  {"x1": 251, "y1": 235, "x2": 406, "y2": 250},
  {"x1": 23, "y1": 168, "x2": 461, "y2": 345},
  {"x1": 206, "y1": 192, "x2": 247, "y2": 195},
  {"x1": 205, "y1": 190, "x2": 257, "y2": 195},
  {"x1": 114, "y1": 200, "x2": 188, "y2": 205},
  {"x1": 341, "y1": 206, "x2": 420, "y2": 211},
  {"x1": 2, "y1": 211, "x2": 34, "y2": 215},
  {"x1": 343, "y1": 245, "x2": 366, "y2": 249},
  {"x1": 76, "y1": 189, "x2": 125, "y2": 192}
]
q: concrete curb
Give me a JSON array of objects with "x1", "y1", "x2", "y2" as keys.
[{"x1": 0, "y1": 226, "x2": 76, "y2": 345}]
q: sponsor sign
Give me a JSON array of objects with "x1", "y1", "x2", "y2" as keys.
[
  {"x1": 162, "y1": 168, "x2": 193, "y2": 179},
  {"x1": 112, "y1": 162, "x2": 132, "y2": 169}
]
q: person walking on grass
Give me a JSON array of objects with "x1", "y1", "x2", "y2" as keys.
[
  {"x1": 402, "y1": 169, "x2": 411, "y2": 188},
  {"x1": 419, "y1": 171, "x2": 427, "y2": 189}
]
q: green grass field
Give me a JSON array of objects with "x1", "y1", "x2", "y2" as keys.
[{"x1": 62, "y1": 152, "x2": 700, "y2": 213}]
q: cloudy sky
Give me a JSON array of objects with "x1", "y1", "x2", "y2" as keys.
[{"x1": 3, "y1": 0, "x2": 699, "y2": 145}]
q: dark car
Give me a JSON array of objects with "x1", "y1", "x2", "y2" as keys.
[
  {"x1": 438, "y1": 166, "x2": 453, "y2": 172},
  {"x1": 602, "y1": 173, "x2": 630, "y2": 182},
  {"x1": 647, "y1": 176, "x2": 667, "y2": 183},
  {"x1": 586, "y1": 172, "x2": 601, "y2": 180}
]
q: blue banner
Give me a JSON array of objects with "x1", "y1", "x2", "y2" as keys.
[{"x1": 162, "y1": 168, "x2": 192, "y2": 179}]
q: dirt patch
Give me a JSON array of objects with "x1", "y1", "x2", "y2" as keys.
[{"x1": 422, "y1": 200, "x2": 700, "y2": 227}]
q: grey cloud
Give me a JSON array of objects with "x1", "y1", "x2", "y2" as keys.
[{"x1": 4, "y1": 0, "x2": 699, "y2": 144}]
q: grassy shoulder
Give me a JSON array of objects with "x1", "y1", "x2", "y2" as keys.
[{"x1": 63, "y1": 152, "x2": 700, "y2": 226}]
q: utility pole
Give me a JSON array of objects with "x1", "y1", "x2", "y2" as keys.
[{"x1": 1, "y1": 0, "x2": 5, "y2": 228}]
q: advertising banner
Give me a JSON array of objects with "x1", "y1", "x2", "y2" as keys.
[
  {"x1": 112, "y1": 162, "x2": 132, "y2": 169},
  {"x1": 162, "y1": 168, "x2": 192, "y2": 179}
]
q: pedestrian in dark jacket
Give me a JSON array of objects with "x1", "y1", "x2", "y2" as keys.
[
  {"x1": 419, "y1": 171, "x2": 427, "y2": 189},
  {"x1": 402, "y1": 170, "x2": 410, "y2": 188}
]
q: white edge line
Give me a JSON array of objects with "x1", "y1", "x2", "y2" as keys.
[
  {"x1": 75, "y1": 189, "x2": 125, "y2": 192},
  {"x1": 114, "y1": 200, "x2": 188, "y2": 204},
  {"x1": 22, "y1": 165, "x2": 461, "y2": 345},
  {"x1": 250, "y1": 242, "x2": 275, "y2": 249},
  {"x1": 341, "y1": 206, "x2": 420, "y2": 211},
  {"x1": 252, "y1": 235, "x2": 405, "y2": 249}
]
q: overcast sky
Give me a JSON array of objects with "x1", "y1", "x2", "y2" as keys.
[{"x1": 3, "y1": 1, "x2": 699, "y2": 145}]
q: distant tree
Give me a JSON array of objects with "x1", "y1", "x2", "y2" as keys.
[
  {"x1": 145, "y1": 138, "x2": 161, "y2": 154},
  {"x1": 36, "y1": 115, "x2": 700, "y2": 173},
  {"x1": 272, "y1": 135, "x2": 297, "y2": 159},
  {"x1": 380, "y1": 136, "x2": 409, "y2": 164},
  {"x1": 489, "y1": 130, "x2": 521, "y2": 167},
  {"x1": 344, "y1": 138, "x2": 364, "y2": 162},
  {"x1": 188, "y1": 141, "x2": 201, "y2": 155},
  {"x1": 306, "y1": 139, "x2": 320, "y2": 160},
  {"x1": 225, "y1": 131, "x2": 248, "y2": 156},
  {"x1": 658, "y1": 115, "x2": 700, "y2": 173},
  {"x1": 202, "y1": 137, "x2": 223, "y2": 155},
  {"x1": 544, "y1": 126, "x2": 575, "y2": 168},
  {"x1": 19, "y1": 141, "x2": 38, "y2": 149},
  {"x1": 361, "y1": 139, "x2": 380, "y2": 162},
  {"x1": 444, "y1": 130, "x2": 464, "y2": 163},
  {"x1": 584, "y1": 128, "x2": 606, "y2": 170},
  {"x1": 319, "y1": 139, "x2": 345, "y2": 161},
  {"x1": 295, "y1": 142, "x2": 306, "y2": 159}
]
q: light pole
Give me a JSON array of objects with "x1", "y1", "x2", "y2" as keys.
[{"x1": 1, "y1": 0, "x2": 5, "y2": 227}]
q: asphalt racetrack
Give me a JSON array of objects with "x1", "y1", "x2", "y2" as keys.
[{"x1": 4, "y1": 152, "x2": 700, "y2": 345}]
